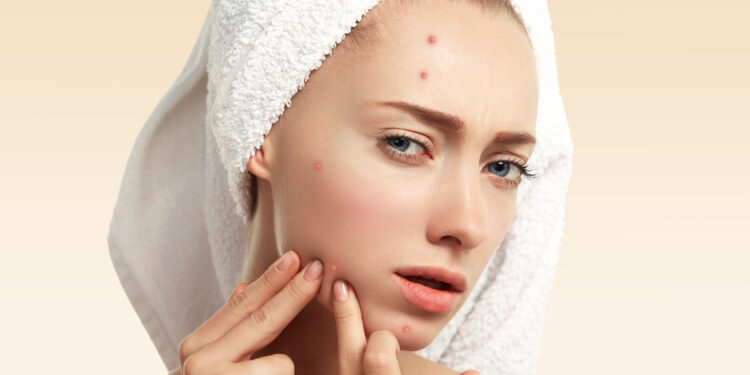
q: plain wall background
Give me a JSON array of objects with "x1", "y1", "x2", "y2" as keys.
[{"x1": 1, "y1": 1, "x2": 747, "y2": 373}]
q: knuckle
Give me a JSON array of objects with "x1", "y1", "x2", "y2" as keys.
[
  {"x1": 248, "y1": 307, "x2": 276, "y2": 334},
  {"x1": 338, "y1": 351, "x2": 363, "y2": 365},
  {"x1": 333, "y1": 308, "x2": 358, "y2": 322},
  {"x1": 286, "y1": 277, "x2": 308, "y2": 300},
  {"x1": 258, "y1": 268, "x2": 277, "y2": 290},
  {"x1": 371, "y1": 329, "x2": 398, "y2": 345},
  {"x1": 181, "y1": 353, "x2": 208, "y2": 375},
  {"x1": 363, "y1": 350, "x2": 393, "y2": 369},
  {"x1": 227, "y1": 287, "x2": 254, "y2": 314},
  {"x1": 363, "y1": 330, "x2": 400, "y2": 369},
  {"x1": 268, "y1": 353, "x2": 295, "y2": 374},
  {"x1": 178, "y1": 335, "x2": 198, "y2": 365}
]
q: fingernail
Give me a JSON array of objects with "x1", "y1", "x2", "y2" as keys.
[
  {"x1": 303, "y1": 260, "x2": 323, "y2": 281},
  {"x1": 333, "y1": 279, "x2": 348, "y2": 302},
  {"x1": 276, "y1": 250, "x2": 293, "y2": 271}
]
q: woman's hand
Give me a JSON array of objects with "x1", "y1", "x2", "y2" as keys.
[
  {"x1": 332, "y1": 278, "x2": 402, "y2": 374},
  {"x1": 175, "y1": 250, "x2": 323, "y2": 375},
  {"x1": 332, "y1": 279, "x2": 480, "y2": 375}
]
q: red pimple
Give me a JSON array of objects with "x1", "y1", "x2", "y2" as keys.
[
  {"x1": 402, "y1": 325, "x2": 411, "y2": 333},
  {"x1": 328, "y1": 262, "x2": 338, "y2": 273},
  {"x1": 314, "y1": 160, "x2": 322, "y2": 171},
  {"x1": 427, "y1": 34, "x2": 436, "y2": 44},
  {"x1": 419, "y1": 71, "x2": 428, "y2": 80}
]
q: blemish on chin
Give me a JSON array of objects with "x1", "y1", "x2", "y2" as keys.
[
  {"x1": 313, "y1": 160, "x2": 322, "y2": 171},
  {"x1": 402, "y1": 325, "x2": 411, "y2": 333}
]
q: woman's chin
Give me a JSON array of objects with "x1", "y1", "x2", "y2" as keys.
[
  {"x1": 355, "y1": 307, "x2": 442, "y2": 351},
  {"x1": 396, "y1": 335, "x2": 433, "y2": 351},
  {"x1": 314, "y1": 284, "x2": 443, "y2": 351}
]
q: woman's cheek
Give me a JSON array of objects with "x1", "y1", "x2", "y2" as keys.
[
  {"x1": 305, "y1": 158, "x2": 397, "y2": 294},
  {"x1": 318, "y1": 157, "x2": 407, "y2": 234},
  {"x1": 283, "y1": 157, "x2": 388, "y2": 255}
]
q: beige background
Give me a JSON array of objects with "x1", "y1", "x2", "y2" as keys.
[{"x1": 1, "y1": 0, "x2": 747, "y2": 373}]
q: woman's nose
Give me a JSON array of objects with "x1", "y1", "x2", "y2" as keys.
[{"x1": 426, "y1": 169, "x2": 488, "y2": 251}]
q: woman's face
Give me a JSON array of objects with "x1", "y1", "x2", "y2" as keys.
[{"x1": 254, "y1": 1, "x2": 537, "y2": 350}]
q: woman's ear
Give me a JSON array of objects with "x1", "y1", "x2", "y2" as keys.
[{"x1": 246, "y1": 142, "x2": 272, "y2": 181}]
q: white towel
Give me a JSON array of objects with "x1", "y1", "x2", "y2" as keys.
[{"x1": 107, "y1": 0, "x2": 573, "y2": 373}]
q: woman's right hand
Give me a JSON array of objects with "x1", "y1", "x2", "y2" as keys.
[{"x1": 175, "y1": 250, "x2": 323, "y2": 375}]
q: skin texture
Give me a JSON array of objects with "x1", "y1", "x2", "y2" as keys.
[{"x1": 242, "y1": 0, "x2": 538, "y2": 373}]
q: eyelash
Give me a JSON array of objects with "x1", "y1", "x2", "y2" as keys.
[{"x1": 377, "y1": 131, "x2": 538, "y2": 189}]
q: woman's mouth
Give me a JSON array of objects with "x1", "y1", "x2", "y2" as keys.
[
  {"x1": 393, "y1": 273, "x2": 462, "y2": 313},
  {"x1": 403, "y1": 275, "x2": 453, "y2": 290}
]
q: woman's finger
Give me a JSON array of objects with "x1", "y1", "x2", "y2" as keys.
[
  {"x1": 229, "y1": 282, "x2": 250, "y2": 301},
  {"x1": 332, "y1": 279, "x2": 368, "y2": 374},
  {"x1": 178, "y1": 250, "x2": 300, "y2": 365},
  {"x1": 362, "y1": 330, "x2": 401, "y2": 375},
  {"x1": 223, "y1": 353, "x2": 295, "y2": 375},
  {"x1": 460, "y1": 371, "x2": 480, "y2": 375},
  {"x1": 203, "y1": 259, "x2": 325, "y2": 362}
]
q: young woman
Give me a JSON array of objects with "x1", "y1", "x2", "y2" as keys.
[{"x1": 108, "y1": 0, "x2": 573, "y2": 374}]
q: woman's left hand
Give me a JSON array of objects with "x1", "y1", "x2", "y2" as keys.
[{"x1": 332, "y1": 279, "x2": 401, "y2": 374}]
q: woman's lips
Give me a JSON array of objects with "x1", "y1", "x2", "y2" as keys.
[
  {"x1": 393, "y1": 273, "x2": 461, "y2": 313},
  {"x1": 393, "y1": 265, "x2": 467, "y2": 292}
]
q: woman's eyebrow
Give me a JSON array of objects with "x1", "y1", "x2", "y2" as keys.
[{"x1": 371, "y1": 100, "x2": 536, "y2": 146}]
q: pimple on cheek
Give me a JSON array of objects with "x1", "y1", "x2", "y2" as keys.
[
  {"x1": 313, "y1": 160, "x2": 322, "y2": 171},
  {"x1": 419, "y1": 71, "x2": 428, "y2": 80},
  {"x1": 402, "y1": 325, "x2": 411, "y2": 333},
  {"x1": 328, "y1": 261, "x2": 338, "y2": 274}
]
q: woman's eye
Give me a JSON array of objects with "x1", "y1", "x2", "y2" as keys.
[
  {"x1": 385, "y1": 136, "x2": 424, "y2": 154},
  {"x1": 377, "y1": 133, "x2": 433, "y2": 165},
  {"x1": 379, "y1": 133, "x2": 527, "y2": 188},
  {"x1": 487, "y1": 161, "x2": 522, "y2": 180}
]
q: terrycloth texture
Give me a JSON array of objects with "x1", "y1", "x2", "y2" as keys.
[{"x1": 107, "y1": 0, "x2": 573, "y2": 374}]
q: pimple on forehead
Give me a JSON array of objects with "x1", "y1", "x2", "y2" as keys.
[
  {"x1": 313, "y1": 160, "x2": 322, "y2": 171},
  {"x1": 419, "y1": 34, "x2": 436, "y2": 80}
]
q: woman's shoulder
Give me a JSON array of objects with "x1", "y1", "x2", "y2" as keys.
[{"x1": 398, "y1": 351, "x2": 462, "y2": 375}]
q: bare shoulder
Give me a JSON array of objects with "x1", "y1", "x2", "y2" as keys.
[{"x1": 398, "y1": 351, "x2": 461, "y2": 375}]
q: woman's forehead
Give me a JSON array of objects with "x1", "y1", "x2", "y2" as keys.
[{"x1": 330, "y1": 3, "x2": 538, "y2": 140}]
